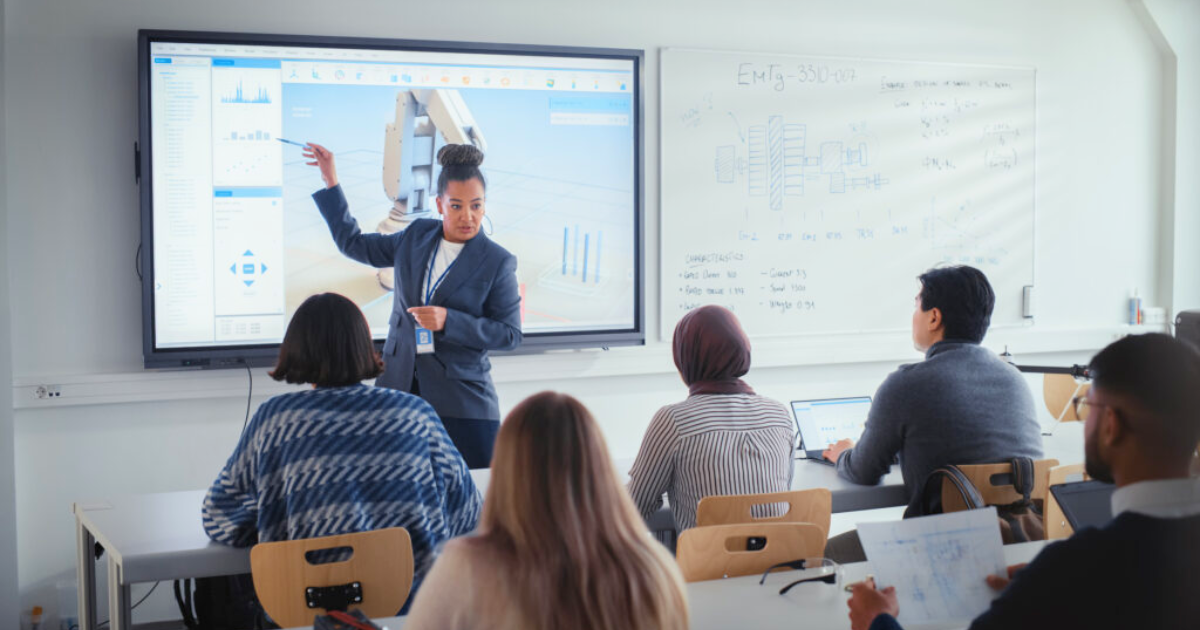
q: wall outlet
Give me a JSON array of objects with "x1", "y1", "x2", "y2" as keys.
[
  {"x1": 34, "y1": 384, "x2": 63, "y2": 399},
  {"x1": 1143, "y1": 307, "x2": 1166, "y2": 325}
]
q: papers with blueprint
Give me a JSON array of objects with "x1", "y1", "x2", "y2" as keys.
[{"x1": 858, "y1": 507, "x2": 1006, "y2": 625}]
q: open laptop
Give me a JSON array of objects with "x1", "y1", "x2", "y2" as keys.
[
  {"x1": 1049, "y1": 480, "x2": 1116, "y2": 531},
  {"x1": 790, "y1": 397, "x2": 872, "y2": 465}
]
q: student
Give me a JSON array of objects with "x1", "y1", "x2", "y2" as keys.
[
  {"x1": 627, "y1": 305, "x2": 795, "y2": 531},
  {"x1": 201, "y1": 293, "x2": 482, "y2": 604},
  {"x1": 823, "y1": 266, "x2": 1042, "y2": 516},
  {"x1": 404, "y1": 392, "x2": 689, "y2": 630},
  {"x1": 305, "y1": 142, "x2": 522, "y2": 468},
  {"x1": 848, "y1": 333, "x2": 1200, "y2": 630}
]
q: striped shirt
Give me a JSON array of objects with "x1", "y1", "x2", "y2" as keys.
[
  {"x1": 202, "y1": 384, "x2": 482, "y2": 597},
  {"x1": 627, "y1": 394, "x2": 796, "y2": 531}
]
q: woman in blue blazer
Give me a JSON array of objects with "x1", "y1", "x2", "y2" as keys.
[{"x1": 304, "y1": 142, "x2": 522, "y2": 468}]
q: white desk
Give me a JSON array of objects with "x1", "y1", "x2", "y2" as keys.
[
  {"x1": 289, "y1": 541, "x2": 1049, "y2": 630},
  {"x1": 73, "y1": 423, "x2": 1081, "y2": 630}
]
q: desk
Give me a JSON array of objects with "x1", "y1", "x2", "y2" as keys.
[
  {"x1": 73, "y1": 423, "x2": 1081, "y2": 630},
  {"x1": 286, "y1": 541, "x2": 1049, "y2": 630}
]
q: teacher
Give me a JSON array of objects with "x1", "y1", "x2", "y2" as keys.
[{"x1": 305, "y1": 142, "x2": 522, "y2": 468}]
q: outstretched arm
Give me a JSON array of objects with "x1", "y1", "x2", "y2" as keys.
[{"x1": 306, "y1": 143, "x2": 401, "y2": 268}]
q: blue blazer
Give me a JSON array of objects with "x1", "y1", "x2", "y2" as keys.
[{"x1": 313, "y1": 185, "x2": 522, "y2": 420}]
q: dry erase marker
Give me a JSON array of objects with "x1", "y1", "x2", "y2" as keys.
[{"x1": 277, "y1": 138, "x2": 308, "y2": 148}]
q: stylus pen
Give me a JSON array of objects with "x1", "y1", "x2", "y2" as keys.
[{"x1": 277, "y1": 137, "x2": 308, "y2": 147}]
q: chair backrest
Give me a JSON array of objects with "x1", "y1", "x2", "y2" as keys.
[
  {"x1": 695, "y1": 489, "x2": 832, "y2": 541},
  {"x1": 675, "y1": 522, "x2": 826, "y2": 583},
  {"x1": 1043, "y1": 463, "x2": 1090, "y2": 540},
  {"x1": 1044, "y1": 374, "x2": 1090, "y2": 421},
  {"x1": 941, "y1": 459, "x2": 1060, "y2": 513},
  {"x1": 250, "y1": 528, "x2": 413, "y2": 628}
]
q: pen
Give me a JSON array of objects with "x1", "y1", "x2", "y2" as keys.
[
  {"x1": 844, "y1": 574, "x2": 875, "y2": 592},
  {"x1": 277, "y1": 138, "x2": 309, "y2": 148}
]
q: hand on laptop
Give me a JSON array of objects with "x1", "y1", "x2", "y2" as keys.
[{"x1": 822, "y1": 439, "x2": 854, "y2": 463}]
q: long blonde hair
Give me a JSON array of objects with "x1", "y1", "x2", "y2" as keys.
[{"x1": 479, "y1": 391, "x2": 689, "y2": 630}]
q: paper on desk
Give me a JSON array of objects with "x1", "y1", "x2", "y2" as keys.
[{"x1": 858, "y1": 507, "x2": 1006, "y2": 626}]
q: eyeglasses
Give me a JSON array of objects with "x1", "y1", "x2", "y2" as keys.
[
  {"x1": 759, "y1": 557, "x2": 841, "y2": 595},
  {"x1": 1071, "y1": 396, "x2": 1108, "y2": 418}
]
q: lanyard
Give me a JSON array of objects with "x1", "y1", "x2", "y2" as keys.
[{"x1": 424, "y1": 239, "x2": 457, "y2": 305}]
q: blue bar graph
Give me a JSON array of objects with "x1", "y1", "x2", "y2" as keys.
[
  {"x1": 582, "y1": 234, "x2": 590, "y2": 283},
  {"x1": 561, "y1": 224, "x2": 603, "y2": 284}
]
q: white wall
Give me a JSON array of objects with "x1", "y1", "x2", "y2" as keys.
[
  {"x1": 3, "y1": 0, "x2": 1187, "y2": 624},
  {"x1": 1142, "y1": 0, "x2": 1200, "y2": 315},
  {"x1": 0, "y1": 0, "x2": 21, "y2": 625}
]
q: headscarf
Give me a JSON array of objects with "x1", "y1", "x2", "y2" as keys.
[{"x1": 672, "y1": 305, "x2": 755, "y2": 397}]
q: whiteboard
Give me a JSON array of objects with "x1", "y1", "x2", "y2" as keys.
[{"x1": 660, "y1": 49, "x2": 1035, "y2": 339}]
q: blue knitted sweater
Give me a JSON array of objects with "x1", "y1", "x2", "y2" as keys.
[{"x1": 202, "y1": 384, "x2": 482, "y2": 595}]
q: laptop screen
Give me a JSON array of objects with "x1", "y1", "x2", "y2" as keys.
[{"x1": 791, "y1": 397, "x2": 872, "y2": 454}]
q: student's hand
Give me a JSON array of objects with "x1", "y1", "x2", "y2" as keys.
[
  {"x1": 985, "y1": 563, "x2": 1028, "y2": 591},
  {"x1": 303, "y1": 142, "x2": 339, "y2": 188},
  {"x1": 407, "y1": 306, "x2": 448, "y2": 332},
  {"x1": 847, "y1": 578, "x2": 899, "y2": 630},
  {"x1": 823, "y1": 438, "x2": 855, "y2": 463}
]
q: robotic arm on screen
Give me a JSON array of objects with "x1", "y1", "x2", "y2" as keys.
[{"x1": 376, "y1": 88, "x2": 487, "y2": 290}]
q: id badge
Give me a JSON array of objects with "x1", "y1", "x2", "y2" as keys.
[{"x1": 415, "y1": 327, "x2": 435, "y2": 354}]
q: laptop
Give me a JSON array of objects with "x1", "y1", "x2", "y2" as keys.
[
  {"x1": 1050, "y1": 480, "x2": 1116, "y2": 531},
  {"x1": 790, "y1": 397, "x2": 872, "y2": 465}
]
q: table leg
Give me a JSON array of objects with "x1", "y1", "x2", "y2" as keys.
[
  {"x1": 107, "y1": 557, "x2": 132, "y2": 630},
  {"x1": 75, "y1": 518, "x2": 97, "y2": 630}
]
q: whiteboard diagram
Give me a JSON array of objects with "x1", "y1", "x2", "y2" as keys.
[
  {"x1": 661, "y1": 49, "x2": 1036, "y2": 339},
  {"x1": 716, "y1": 116, "x2": 889, "y2": 210}
]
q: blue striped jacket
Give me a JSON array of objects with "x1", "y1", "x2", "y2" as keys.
[{"x1": 202, "y1": 384, "x2": 482, "y2": 594}]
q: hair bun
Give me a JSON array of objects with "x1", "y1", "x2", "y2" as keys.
[{"x1": 437, "y1": 144, "x2": 485, "y2": 167}]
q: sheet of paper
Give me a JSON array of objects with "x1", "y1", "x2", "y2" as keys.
[{"x1": 857, "y1": 507, "x2": 1006, "y2": 625}]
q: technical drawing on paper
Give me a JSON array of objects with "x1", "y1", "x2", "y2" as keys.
[{"x1": 857, "y1": 508, "x2": 1007, "y2": 625}]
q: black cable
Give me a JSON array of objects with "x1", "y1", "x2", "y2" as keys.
[
  {"x1": 135, "y1": 242, "x2": 143, "y2": 281},
  {"x1": 68, "y1": 581, "x2": 159, "y2": 630},
  {"x1": 242, "y1": 360, "x2": 254, "y2": 432}
]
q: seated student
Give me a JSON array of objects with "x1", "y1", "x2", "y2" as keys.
[
  {"x1": 627, "y1": 305, "x2": 795, "y2": 531},
  {"x1": 201, "y1": 293, "x2": 482, "y2": 604},
  {"x1": 823, "y1": 265, "x2": 1042, "y2": 517},
  {"x1": 848, "y1": 333, "x2": 1200, "y2": 630},
  {"x1": 404, "y1": 392, "x2": 688, "y2": 630}
]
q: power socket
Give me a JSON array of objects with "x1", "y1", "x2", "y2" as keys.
[{"x1": 34, "y1": 384, "x2": 63, "y2": 399}]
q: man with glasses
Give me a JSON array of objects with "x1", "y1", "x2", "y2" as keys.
[
  {"x1": 848, "y1": 333, "x2": 1200, "y2": 630},
  {"x1": 822, "y1": 265, "x2": 1043, "y2": 561}
]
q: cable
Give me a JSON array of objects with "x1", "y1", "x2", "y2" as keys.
[
  {"x1": 68, "y1": 581, "x2": 160, "y2": 630},
  {"x1": 242, "y1": 359, "x2": 253, "y2": 433},
  {"x1": 134, "y1": 242, "x2": 143, "y2": 281}
]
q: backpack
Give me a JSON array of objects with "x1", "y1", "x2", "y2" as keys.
[
  {"x1": 175, "y1": 574, "x2": 277, "y2": 630},
  {"x1": 918, "y1": 457, "x2": 1046, "y2": 544}
]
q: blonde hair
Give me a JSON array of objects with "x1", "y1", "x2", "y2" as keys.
[{"x1": 479, "y1": 392, "x2": 689, "y2": 630}]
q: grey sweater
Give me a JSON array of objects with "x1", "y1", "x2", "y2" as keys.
[{"x1": 837, "y1": 340, "x2": 1043, "y2": 516}]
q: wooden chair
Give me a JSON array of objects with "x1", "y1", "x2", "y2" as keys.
[
  {"x1": 1043, "y1": 463, "x2": 1089, "y2": 540},
  {"x1": 250, "y1": 528, "x2": 413, "y2": 628},
  {"x1": 941, "y1": 459, "x2": 1060, "y2": 513},
  {"x1": 1044, "y1": 374, "x2": 1090, "y2": 421},
  {"x1": 676, "y1": 522, "x2": 826, "y2": 582},
  {"x1": 695, "y1": 488, "x2": 832, "y2": 542}
]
